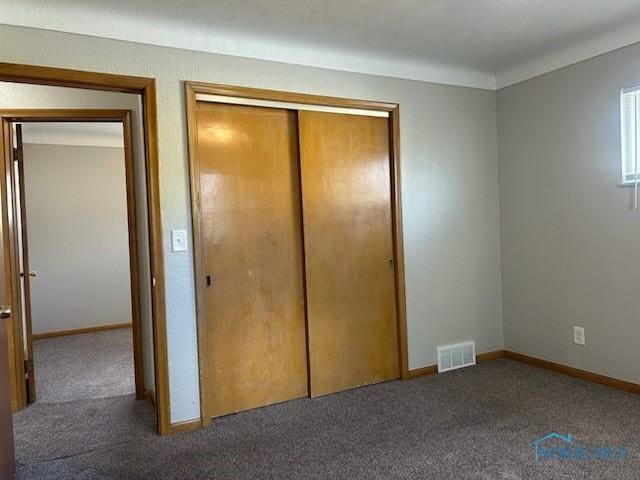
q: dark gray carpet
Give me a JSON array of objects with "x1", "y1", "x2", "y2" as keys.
[
  {"x1": 13, "y1": 359, "x2": 640, "y2": 479},
  {"x1": 33, "y1": 328, "x2": 135, "y2": 403}
]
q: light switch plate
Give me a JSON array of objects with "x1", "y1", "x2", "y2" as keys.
[{"x1": 171, "y1": 229, "x2": 188, "y2": 252}]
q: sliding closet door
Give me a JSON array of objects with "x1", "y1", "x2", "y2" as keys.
[
  {"x1": 298, "y1": 111, "x2": 399, "y2": 397},
  {"x1": 196, "y1": 102, "x2": 308, "y2": 417}
]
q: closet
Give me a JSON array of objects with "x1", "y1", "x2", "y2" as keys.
[{"x1": 188, "y1": 84, "x2": 405, "y2": 420}]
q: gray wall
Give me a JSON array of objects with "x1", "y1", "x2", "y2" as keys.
[
  {"x1": 1, "y1": 24, "x2": 503, "y2": 423},
  {"x1": 498, "y1": 43, "x2": 640, "y2": 384},
  {"x1": 0, "y1": 82, "x2": 156, "y2": 393},
  {"x1": 24, "y1": 144, "x2": 131, "y2": 335}
]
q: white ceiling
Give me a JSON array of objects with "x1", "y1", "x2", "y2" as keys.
[
  {"x1": 21, "y1": 123, "x2": 124, "y2": 148},
  {"x1": 3, "y1": 0, "x2": 640, "y2": 89}
]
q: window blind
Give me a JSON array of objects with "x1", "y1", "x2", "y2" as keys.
[
  {"x1": 620, "y1": 86, "x2": 640, "y2": 209},
  {"x1": 621, "y1": 87, "x2": 639, "y2": 184}
]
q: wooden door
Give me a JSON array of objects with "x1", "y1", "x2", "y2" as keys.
[
  {"x1": 0, "y1": 120, "x2": 16, "y2": 479},
  {"x1": 196, "y1": 102, "x2": 308, "y2": 417},
  {"x1": 0, "y1": 296, "x2": 15, "y2": 479},
  {"x1": 298, "y1": 111, "x2": 399, "y2": 397},
  {"x1": 14, "y1": 125, "x2": 36, "y2": 403}
]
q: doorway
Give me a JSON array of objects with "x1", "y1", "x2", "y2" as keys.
[
  {"x1": 3, "y1": 111, "x2": 143, "y2": 408},
  {"x1": 0, "y1": 64, "x2": 169, "y2": 442}
]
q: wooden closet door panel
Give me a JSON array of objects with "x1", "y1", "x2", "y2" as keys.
[
  {"x1": 196, "y1": 102, "x2": 308, "y2": 417},
  {"x1": 298, "y1": 111, "x2": 399, "y2": 397}
]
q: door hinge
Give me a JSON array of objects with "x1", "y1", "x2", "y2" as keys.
[
  {"x1": 13, "y1": 148, "x2": 19, "y2": 162},
  {"x1": 24, "y1": 359, "x2": 33, "y2": 374}
]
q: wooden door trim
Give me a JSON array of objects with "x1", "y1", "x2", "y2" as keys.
[
  {"x1": 184, "y1": 85, "x2": 209, "y2": 427},
  {"x1": 0, "y1": 62, "x2": 170, "y2": 436},
  {"x1": 184, "y1": 82, "x2": 410, "y2": 426},
  {"x1": 389, "y1": 106, "x2": 410, "y2": 380},
  {"x1": 186, "y1": 82, "x2": 398, "y2": 112}
]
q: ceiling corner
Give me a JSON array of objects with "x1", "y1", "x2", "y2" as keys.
[{"x1": 495, "y1": 19, "x2": 640, "y2": 89}]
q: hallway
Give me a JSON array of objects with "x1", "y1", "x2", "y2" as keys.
[
  {"x1": 14, "y1": 328, "x2": 148, "y2": 478},
  {"x1": 33, "y1": 328, "x2": 135, "y2": 403}
]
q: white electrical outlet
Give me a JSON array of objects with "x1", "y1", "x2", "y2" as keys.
[{"x1": 573, "y1": 326, "x2": 586, "y2": 346}]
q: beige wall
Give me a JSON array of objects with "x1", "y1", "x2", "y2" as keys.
[
  {"x1": 0, "y1": 82, "x2": 155, "y2": 393},
  {"x1": 498, "y1": 43, "x2": 640, "y2": 384},
  {"x1": 24, "y1": 143, "x2": 131, "y2": 335},
  {"x1": 1, "y1": 24, "x2": 503, "y2": 423}
]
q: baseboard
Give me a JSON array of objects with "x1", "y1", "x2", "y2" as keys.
[
  {"x1": 169, "y1": 418, "x2": 202, "y2": 434},
  {"x1": 406, "y1": 348, "x2": 640, "y2": 396},
  {"x1": 33, "y1": 322, "x2": 132, "y2": 340},
  {"x1": 144, "y1": 388, "x2": 156, "y2": 410},
  {"x1": 408, "y1": 349, "x2": 505, "y2": 379},
  {"x1": 408, "y1": 364, "x2": 438, "y2": 379},
  {"x1": 476, "y1": 349, "x2": 506, "y2": 362},
  {"x1": 504, "y1": 350, "x2": 640, "y2": 395}
]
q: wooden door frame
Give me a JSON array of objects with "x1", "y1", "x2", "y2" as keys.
[
  {"x1": 2, "y1": 109, "x2": 144, "y2": 407},
  {"x1": 184, "y1": 81, "x2": 409, "y2": 428},
  {"x1": 0, "y1": 63, "x2": 171, "y2": 435}
]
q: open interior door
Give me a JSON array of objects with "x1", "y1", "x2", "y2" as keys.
[
  {"x1": 13, "y1": 124, "x2": 36, "y2": 403},
  {"x1": 2, "y1": 122, "x2": 36, "y2": 413}
]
